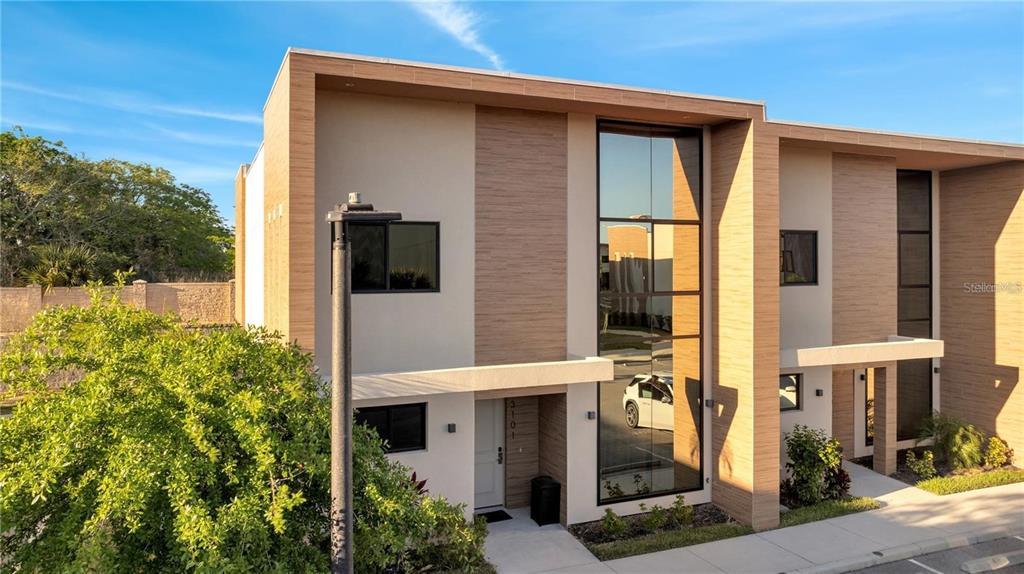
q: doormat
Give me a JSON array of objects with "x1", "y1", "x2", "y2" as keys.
[{"x1": 476, "y1": 510, "x2": 513, "y2": 524}]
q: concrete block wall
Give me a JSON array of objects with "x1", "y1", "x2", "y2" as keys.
[{"x1": 0, "y1": 281, "x2": 236, "y2": 340}]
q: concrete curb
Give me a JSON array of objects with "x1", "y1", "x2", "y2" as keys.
[{"x1": 786, "y1": 526, "x2": 1019, "y2": 574}]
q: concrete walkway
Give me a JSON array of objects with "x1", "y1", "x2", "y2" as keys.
[{"x1": 487, "y1": 463, "x2": 1024, "y2": 574}]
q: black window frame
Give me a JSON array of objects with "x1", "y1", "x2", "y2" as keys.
[
  {"x1": 337, "y1": 221, "x2": 441, "y2": 294},
  {"x1": 779, "y1": 373, "x2": 802, "y2": 412},
  {"x1": 779, "y1": 230, "x2": 818, "y2": 286},
  {"x1": 596, "y1": 119, "x2": 705, "y2": 506},
  {"x1": 355, "y1": 402, "x2": 427, "y2": 453},
  {"x1": 896, "y1": 169, "x2": 934, "y2": 441}
]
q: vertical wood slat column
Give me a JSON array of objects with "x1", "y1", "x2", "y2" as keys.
[
  {"x1": 710, "y1": 119, "x2": 780, "y2": 531},
  {"x1": 261, "y1": 53, "x2": 317, "y2": 350},
  {"x1": 872, "y1": 364, "x2": 898, "y2": 474},
  {"x1": 832, "y1": 369, "x2": 855, "y2": 458}
]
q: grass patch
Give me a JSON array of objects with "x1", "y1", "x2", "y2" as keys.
[
  {"x1": 586, "y1": 523, "x2": 754, "y2": 561},
  {"x1": 916, "y1": 468, "x2": 1024, "y2": 495},
  {"x1": 780, "y1": 497, "x2": 879, "y2": 528}
]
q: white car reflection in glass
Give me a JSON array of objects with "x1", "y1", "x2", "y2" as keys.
[{"x1": 622, "y1": 373, "x2": 674, "y2": 430}]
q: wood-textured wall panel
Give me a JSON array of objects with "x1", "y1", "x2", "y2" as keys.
[
  {"x1": 475, "y1": 106, "x2": 568, "y2": 365},
  {"x1": 832, "y1": 153, "x2": 898, "y2": 345},
  {"x1": 261, "y1": 55, "x2": 317, "y2": 350},
  {"x1": 505, "y1": 396, "x2": 539, "y2": 508},
  {"x1": 286, "y1": 57, "x2": 317, "y2": 350},
  {"x1": 940, "y1": 161, "x2": 1024, "y2": 455},
  {"x1": 538, "y1": 393, "x2": 568, "y2": 524},
  {"x1": 262, "y1": 59, "x2": 292, "y2": 340},
  {"x1": 832, "y1": 370, "x2": 855, "y2": 458},
  {"x1": 710, "y1": 119, "x2": 780, "y2": 530},
  {"x1": 872, "y1": 364, "x2": 898, "y2": 474}
]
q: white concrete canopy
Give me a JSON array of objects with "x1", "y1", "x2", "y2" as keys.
[
  {"x1": 780, "y1": 336, "x2": 944, "y2": 369},
  {"x1": 351, "y1": 356, "x2": 614, "y2": 400}
]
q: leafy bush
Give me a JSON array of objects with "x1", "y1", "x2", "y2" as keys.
[
  {"x1": 601, "y1": 508, "x2": 626, "y2": 539},
  {"x1": 984, "y1": 436, "x2": 1013, "y2": 468},
  {"x1": 782, "y1": 425, "x2": 847, "y2": 506},
  {"x1": 906, "y1": 450, "x2": 937, "y2": 479},
  {"x1": 919, "y1": 412, "x2": 985, "y2": 470},
  {"x1": 0, "y1": 285, "x2": 487, "y2": 572},
  {"x1": 823, "y1": 466, "x2": 851, "y2": 500},
  {"x1": 638, "y1": 503, "x2": 668, "y2": 532},
  {"x1": 667, "y1": 495, "x2": 694, "y2": 527}
]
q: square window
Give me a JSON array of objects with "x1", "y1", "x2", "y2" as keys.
[
  {"x1": 355, "y1": 403, "x2": 427, "y2": 453},
  {"x1": 780, "y1": 231, "x2": 817, "y2": 286},
  {"x1": 348, "y1": 222, "x2": 439, "y2": 293},
  {"x1": 780, "y1": 374, "x2": 801, "y2": 411}
]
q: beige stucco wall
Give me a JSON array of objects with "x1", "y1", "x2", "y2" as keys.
[
  {"x1": 778, "y1": 146, "x2": 835, "y2": 459},
  {"x1": 314, "y1": 91, "x2": 476, "y2": 375}
]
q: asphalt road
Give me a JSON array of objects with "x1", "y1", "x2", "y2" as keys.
[{"x1": 851, "y1": 537, "x2": 1024, "y2": 574}]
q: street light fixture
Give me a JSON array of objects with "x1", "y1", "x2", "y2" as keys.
[{"x1": 326, "y1": 193, "x2": 401, "y2": 574}]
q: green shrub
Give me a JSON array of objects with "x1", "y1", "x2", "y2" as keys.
[
  {"x1": 667, "y1": 495, "x2": 694, "y2": 527},
  {"x1": 637, "y1": 503, "x2": 668, "y2": 532},
  {"x1": 949, "y1": 424, "x2": 985, "y2": 469},
  {"x1": 919, "y1": 412, "x2": 985, "y2": 470},
  {"x1": 601, "y1": 508, "x2": 627, "y2": 539},
  {"x1": 0, "y1": 284, "x2": 487, "y2": 573},
  {"x1": 783, "y1": 425, "x2": 846, "y2": 506},
  {"x1": 984, "y1": 436, "x2": 1013, "y2": 468},
  {"x1": 906, "y1": 450, "x2": 937, "y2": 479}
]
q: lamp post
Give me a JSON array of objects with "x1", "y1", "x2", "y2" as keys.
[{"x1": 326, "y1": 194, "x2": 401, "y2": 574}]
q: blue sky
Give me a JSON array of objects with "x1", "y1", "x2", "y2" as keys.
[{"x1": 3, "y1": 1, "x2": 1021, "y2": 222}]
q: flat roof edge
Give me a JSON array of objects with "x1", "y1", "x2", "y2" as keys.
[
  {"x1": 772, "y1": 118, "x2": 1024, "y2": 149},
  {"x1": 287, "y1": 47, "x2": 768, "y2": 108}
]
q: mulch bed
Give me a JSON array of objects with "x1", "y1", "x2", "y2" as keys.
[{"x1": 569, "y1": 503, "x2": 735, "y2": 545}]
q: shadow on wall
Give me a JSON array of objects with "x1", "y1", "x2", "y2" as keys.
[{"x1": 940, "y1": 162, "x2": 1022, "y2": 455}]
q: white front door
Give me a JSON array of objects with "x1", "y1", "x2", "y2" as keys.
[{"x1": 474, "y1": 399, "x2": 505, "y2": 509}]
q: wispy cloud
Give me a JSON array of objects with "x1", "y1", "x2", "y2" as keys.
[
  {"x1": 2, "y1": 80, "x2": 261, "y2": 124},
  {"x1": 408, "y1": 0, "x2": 504, "y2": 70},
  {"x1": 1, "y1": 117, "x2": 80, "y2": 134},
  {"x1": 143, "y1": 123, "x2": 254, "y2": 148}
]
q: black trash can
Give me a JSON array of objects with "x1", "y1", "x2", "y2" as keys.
[{"x1": 530, "y1": 475, "x2": 561, "y2": 526}]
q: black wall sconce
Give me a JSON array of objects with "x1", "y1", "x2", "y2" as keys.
[
  {"x1": 815, "y1": 389, "x2": 824, "y2": 397},
  {"x1": 446, "y1": 423, "x2": 457, "y2": 433},
  {"x1": 586, "y1": 411, "x2": 596, "y2": 420}
]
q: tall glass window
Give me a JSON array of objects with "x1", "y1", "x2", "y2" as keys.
[
  {"x1": 896, "y1": 170, "x2": 933, "y2": 440},
  {"x1": 597, "y1": 122, "x2": 703, "y2": 503}
]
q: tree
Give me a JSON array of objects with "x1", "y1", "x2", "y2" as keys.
[
  {"x1": 0, "y1": 128, "x2": 232, "y2": 286},
  {"x1": 0, "y1": 283, "x2": 488, "y2": 572}
]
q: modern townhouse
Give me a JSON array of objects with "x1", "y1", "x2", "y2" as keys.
[{"x1": 234, "y1": 48, "x2": 1023, "y2": 530}]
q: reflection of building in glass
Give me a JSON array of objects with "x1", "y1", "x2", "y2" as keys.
[{"x1": 597, "y1": 124, "x2": 703, "y2": 503}]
